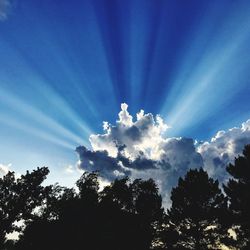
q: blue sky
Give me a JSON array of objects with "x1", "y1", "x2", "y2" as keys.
[{"x1": 0, "y1": 0, "x2": 250, "y2": 185}]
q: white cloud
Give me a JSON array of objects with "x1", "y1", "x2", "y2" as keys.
[
  {"x1": 76, "y1": 104, "x2": 250, "y2": 206},
  {"x1": 198, "y1": 119, "x2": 250, "y2": 181},
  {"x1": 90, "y1": 103, "x2": 171, "y2": 160},
  {"x1": 118, "y1": 103, "x2": 133, "y2": 127},
  {"x1": 77, "y1": 104, "x2": 203, "y2": 206}
]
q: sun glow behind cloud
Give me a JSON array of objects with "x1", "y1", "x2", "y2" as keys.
[{"x1": 76, "y1": 104, "x2": 250, "y2": 206}]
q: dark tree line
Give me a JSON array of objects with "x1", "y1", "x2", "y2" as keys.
[{"x1": 1, "y1": 145, "x2": 250, "y2": 250}]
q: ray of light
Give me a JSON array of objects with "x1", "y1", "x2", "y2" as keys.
[
  {"x1": 0, "y1": 113, "x2": 75, "y2": 150},
  {"x1": 0, "y1": 87, "x2": 89, "y2": 146},
  {"x1": 0, "y1": 36, "x2": 95, "y2": 137},
  {"x1": 1, "y1": 0, "x2": 250, "y2": 179},
  {"x1": 0, "y1": 34, "x2": 98, "y2": 147},
  {"x1": 160, "y1": 2, "x2": 250, "y2": 136}
]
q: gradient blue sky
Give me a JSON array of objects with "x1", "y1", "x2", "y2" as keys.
[{"x1": 0, "y1": 0, "x2": 250, "y2": 184}]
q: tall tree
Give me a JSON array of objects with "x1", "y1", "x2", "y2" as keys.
[
  {"x1": 0, "y1": 167, "x2": 50, "y2": 247},
  {"x1": 166, "y1": 168, "x2": 228, "y2": 249},
  {"x1": 223, "y1": 144, "x2": 250, "y2": 249},
  {"x1": 100, "y1": 177, "x2": 164, "y2": 250}
]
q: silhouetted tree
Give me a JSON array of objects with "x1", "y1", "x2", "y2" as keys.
[
  {"x1": 0, "y1": 167, "x2": 50, "y2": 248},
  {"x1": 100, "y1": 177, "x2": 164, "y2": 250},
  {"x1": 100, "y1": 177, "x2": 132, "y2": 211},
  {"x1": 152, "y1": 213, "x2": 180, "y2": 250},
  {"x1": 3, "y1": 239, "x2": 16, "y2": 250},
  {"x1": 77, "y1": 171, "x2": 99, "y2": 205},
  {"x1": 16, "y1": 173, "x2": 164, "y2": 250},
  {"x1": 131, "y1": 178, "x2": 163, "y2": 221},
  {"x1": 166, "y1": 168, "x2": 228, "y2": 249},
  {"x1": 10, "y1": 160, "x2": 249, "y2": 250},
  {"x1": 16, "y1": 172, "x2": 100, "y2": 250},
  {"x1": 223, "y1": 144, "x2": 250, "y2": 249}
]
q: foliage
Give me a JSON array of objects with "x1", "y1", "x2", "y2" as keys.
[
  {"x1": 1, "y1": 145, "x2": 250, "y2": 250},
  {"x1": 166, "y1": 168, "x2": 228, "y2": 249},
  {"x1": 0, "y1": 167, "x2": 50, "y2": 247},
  {"x1": 14, "y1": 173, "x2": 163, "y2": 250},
  {"x1": 224, "y1": 144, "x2": 250, "y2": 249}
]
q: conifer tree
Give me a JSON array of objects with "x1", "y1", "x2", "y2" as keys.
[
  {"x1": 167, "y1": 168, "x2": 228, "y2": 249},
  {"x1": 224, "y1": 144, "x2": 250, "y2": 249}
]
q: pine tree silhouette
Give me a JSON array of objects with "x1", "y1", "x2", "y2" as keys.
[
  {"x1": 224, "y1": 144, "x2": 250, "y2": 249},
  {"x1": 166, "y1": 168, "x2": 228, "y2": 249}
]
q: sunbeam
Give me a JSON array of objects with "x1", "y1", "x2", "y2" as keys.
[
  {"x1": 0, "y1": 0, "x2": 250, "y2": 185},
  {"x1": 0, "y1": 87, "x2": 87, "y2": 147},
  {"x1": 161, "y1": 1, "x2": 250, "y2": 137},
  {"x1": 1, "y1": 1, "x2": 250, "y2": 249}
]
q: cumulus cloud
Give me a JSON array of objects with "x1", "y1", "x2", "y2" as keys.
[
  {"x1": 76, "y1": 103, "x2": 250, "y2": 206},
  {"x1": 0, "y1": 0, "x2": 12, "y2": 21},
  {"x1": 76, "y1": 145, "x2": 130, "y2": 180},
  {"x1": 77, "y1": 104, "x2": 203, "y2": 205},
  {"x1": 198, "y1": 119, "x2": 250, "y2": 181}
]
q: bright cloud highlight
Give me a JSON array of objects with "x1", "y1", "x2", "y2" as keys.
[
  {"x1": 198, "y1": 119, "x2": 250, "y2": 181},
  {"x1": 76, "y1": 104, "x2": 250, "y2": 205}
]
